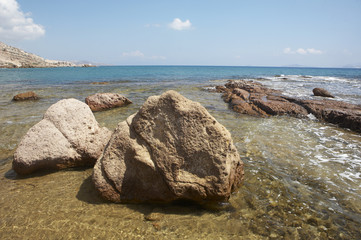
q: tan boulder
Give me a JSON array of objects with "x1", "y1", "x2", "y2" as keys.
[
  {"x1": 13, "y1": 98, "x2": 112, "y2": 175},
  {"x1": 12, "y1": 91, "x2": 39, "y2": 101},
  {"x1": 85, "y1": 93, "x2": 132, "y2": 111},
  {"x1": 93, "y1": 90, "x2": 244, "y2": 204}
]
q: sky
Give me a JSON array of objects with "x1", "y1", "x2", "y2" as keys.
[{"x1": 0, "y1": 0, "x2": 361, "y2": 67}]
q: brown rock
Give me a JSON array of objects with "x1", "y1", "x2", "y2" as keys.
[
  {"x1": 13, "y1": 98, "x2": 112, "y2": 175},
  {"x1": 93, "y1": 90, "x2": 244, "y2": 204},
  {"x1": 12, "y1": 91, "x2": 39, "y2": 101},
  {"x1": 299, "y1": 99, "x2": 361, "y2": 132},
  {"x1": 218, "y1": 80, "x2": 361, "y2": 133},
  {"x1": 85, "y1": 93, "x2": 132, "y2": 112},
  {"x1": 253, "y1": 95, "x2": 308, "y2": 117},
  {"x1": 313, "y1": 88, "x2": 334, "y2": 98}
]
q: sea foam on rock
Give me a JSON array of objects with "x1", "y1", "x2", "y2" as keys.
[
  {"x1": 93, "y1": 90, "x2": 244, "y2": 204},
  {"x1": 13, "y1": 98, "x2": 112, "y2": 175}
]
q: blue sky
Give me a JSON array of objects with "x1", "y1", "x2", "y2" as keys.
[{"x1": 1, "y1": 0, "x2": 361, "y2": 67}]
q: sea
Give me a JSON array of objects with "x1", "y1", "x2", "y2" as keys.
[{"x1": 0, "y1": 66, "x2": 360, "y2": 239}]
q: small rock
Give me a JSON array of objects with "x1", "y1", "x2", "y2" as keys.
[
  {"x1": 13, "y1": 91, "x2": 39, "y2": 101},
  {"x1": 85, "y1": 93, "x2": 132, "y2": 111},
  {"x1": 313, "y1": 88, "x2": 334, "y2": 98}
]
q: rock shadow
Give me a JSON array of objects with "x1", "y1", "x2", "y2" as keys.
[{"x1": 76, "y1": 175, "x2": 111, "y2": 205}]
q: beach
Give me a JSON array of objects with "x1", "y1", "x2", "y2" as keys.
[{"x1": 0, "y1": 66, "x2": 361, "y2": 239}]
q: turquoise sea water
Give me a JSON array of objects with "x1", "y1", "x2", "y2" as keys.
[{"x1": 0, "y1": 66, "x2": 360, "y2": 239}]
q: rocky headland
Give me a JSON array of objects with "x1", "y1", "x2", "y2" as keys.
[
  {"x1": 0, "y1": 41, "x2": 77, "y2": 68},
  {"x1": 212, "y1": 80, "x2": 361, "y2": 133}
]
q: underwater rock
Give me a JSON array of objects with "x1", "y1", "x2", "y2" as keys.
[
  {"x1": 93, "y1": 90, "x2": 244, "y2": 203},
  {"x1": 13, "y1": 98, "x2": 112, "y2": 175},
  {"x1": 313, "y1": 88, "x2": 335, "y2": 98},
  {"x1": 85, "y1": 93, "x2": 132, "y2": 111},
  {"x1": 12, "y1": 91, "x2": 39, "y2": 101}
]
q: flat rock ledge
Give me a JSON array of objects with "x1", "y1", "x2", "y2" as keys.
[
  {"x1": 13, "y1": 98, "x2": 112, "y2": 175},
  {"x1": 93, "y1": 90, "x2": 244, "y2": 204},
  {"x1": 214, "y1": 80, "x2": 361, "y2": 133},
  {"x1": 85, "y1": 93, "x2": 132, "y2": 111}
]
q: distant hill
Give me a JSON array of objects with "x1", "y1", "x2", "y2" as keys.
[{"x1": 0, "y1": 41, "x2": 77, "y2": 68}]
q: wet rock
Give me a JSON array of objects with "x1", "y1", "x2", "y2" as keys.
[
  {"x1": 216, "y1": 80, "x2": 361, "y2": 132},
  {"x1": 299, "y1": 99, "x2": 361, "y2": 132},
  {"x1": 85, "y1": 93, "x2": 132, "y2": 112},
  {"x1": 12, "y1": 91, "x2": 39, "y2": 101},
  {"x1": 93, "y1": 90, "x2": 244, "y2": 204},
  {"x1": 13, "y1": 98, "x2": 112, "y2": 175},
  {"x1": 313, "y1": 88, "x2": 334, "y2": 98}
]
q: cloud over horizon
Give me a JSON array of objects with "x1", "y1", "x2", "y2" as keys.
[
  {"x1": 168, "y1": 18, "x2": 192, "y2": 31},
  {"x1": 122, "y1": 50, "x2": 166, "y2": 61},
  {"x1": 0, "y1": 0, "x2": 45, "y2": 41},
  {"x1": 284, "y1": 47, "x2": 323, "y2": 55}
]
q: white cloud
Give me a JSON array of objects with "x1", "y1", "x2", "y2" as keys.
[
  {"x1": 169, "y1": 18, "x2": 192, "y2": 31},
  {"x1": 283, "y1": 47, "x2": 292, "y2": 54},
  {"x1": 0, "y1": 0, "x2": 45, "y2": 40},
  {"x1": 283, "y1": 47, "x2": 323, "y2": 55},
  {"x1": 149, "y1": 55, "x2": 166, "y2": 60},
  {"x1": 122, "y1": 50, "x2": 166, "y2": 60},
  {"x1": 122, "y1": 50, "x2": 145, "y2": 57},
  {"x1": 307, "y1": 48, "x2": 322, "y2": 54},
  {"x1": 296, "y1": 48, "x2": 307, "y2": 55}
]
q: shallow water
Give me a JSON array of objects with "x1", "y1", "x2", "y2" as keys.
[{"x1": 0, "y1": 66, "x2": 361, "y2": 239}]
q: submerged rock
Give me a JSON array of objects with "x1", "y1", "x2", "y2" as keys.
[
  {"x1": 93, "y1": 90, "x2": 244, "y2": 204},
  {"x1": 313, "y1": 88, "x2": 335, "y2": 98},
  {"x1": 85, "y1": 93, "x2": 132, "y2": 111},
  {"x1": 13, "y1": 99, "x2": 112, "y2": 175},
  {"x1": 12, "y1": 91, "x2": 39, "y2": 101}
]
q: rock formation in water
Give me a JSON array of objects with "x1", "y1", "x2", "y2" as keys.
[
  {"x1": 85, "y1": 93, "x2": 132, "y2": 112},
  {"x1": 0, "y1": 41, "x2": 76, "y2": 68},
  {"x1": 13, "y1": 99, "x2": 112, "y2": 175},
  {"x1": 215, "y1": 80, "x2": 361, "y2": 133},
  {"x1": 93, "y1": 90, "x2": 244, "y2": 204},
  {"x1": 312, "y1": 88, "x2": 335, "y2": 98},
  {"x1": 12, "y1": 91, "x2": 39, "y2": 101}
]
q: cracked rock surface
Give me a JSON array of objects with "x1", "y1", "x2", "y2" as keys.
[
  {"x1": 13, "y1": 98, "x2": 112, "y2": 175},
  {"x1": 93, "y1": 90, "x2": 244, "y2": 203}
]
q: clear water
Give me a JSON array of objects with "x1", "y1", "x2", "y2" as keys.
[{"x1": 0, "y1": 66, "x2": 360, "y2": 239}]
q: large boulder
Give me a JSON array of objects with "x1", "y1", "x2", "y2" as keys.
[
  {"x1": 85, "y1": 93, "x2": 132, "y2": 112},
  {"x1": 13, "y1": 91, "x2": 39, "y2": 101},
  {"x1": 13, "y1": 99, "x2": 112, "y2": 175},
  {"x1": 313, "y1": 88, "x2": 334, "y2": 98},
  {"x1": 93, "y1": 90, "x2": 244, "y2": 204}
]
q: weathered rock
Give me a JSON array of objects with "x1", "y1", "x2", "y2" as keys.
[
  {"x1": 299, "y1": 99, "x2": 361, "y2": 132},
  {"x1": 215, "y1": 80, "x2": 361, "y2": 133},
  {"x1": 85, "y1": 93, "x2": 132, "y2": 111},
  {"x1": 93, "y1": 90, "x2": 244, "y2": 204},
  {"x1": 313, "y1": 88, "x2": 334, "y2": 98},
  {"x1": 13, "y1": 98, "x2": 112, "y2": 175},
  {"x1": 12, "y1": 91, "x2": 39, "y2": 101}
]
